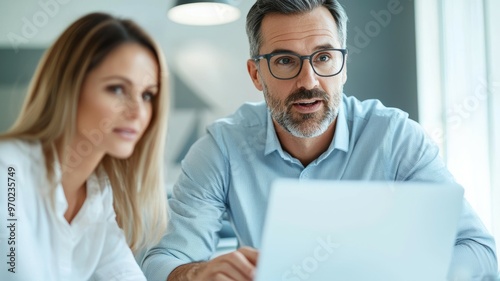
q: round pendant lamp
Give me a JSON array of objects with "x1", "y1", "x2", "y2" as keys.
[{"x1": 168, "y1": 0, "x2": 241, "y2": 26}]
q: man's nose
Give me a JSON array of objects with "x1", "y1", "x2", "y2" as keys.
[{"x1": 295, "y1": 60, "x2": 320, "y2": 90}]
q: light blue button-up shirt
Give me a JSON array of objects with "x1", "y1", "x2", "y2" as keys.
[{"x1": 142, "y1": 95, "x2": 497, "y2": 280}]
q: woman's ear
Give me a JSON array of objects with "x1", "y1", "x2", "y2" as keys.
[{"x1": 247, "y1": 59, "x2": 264, "y2": 91}]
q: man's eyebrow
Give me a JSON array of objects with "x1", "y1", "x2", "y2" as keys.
[
  {"x1": 268, "y1": 44, "x2": 339, "y2": 55},
  {"x1": 268, "y1": 48, "x2": 296, "y2": 54},
  {"x1": 314, "y1": 44, "x2": 336, "y2": 50}
]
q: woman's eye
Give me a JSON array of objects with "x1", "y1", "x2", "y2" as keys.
[
  {"x1": 142, "y1": 91, "x2": 156, "y2": 102},
  {"x1": 107, "y1": 85, "x2": 125, "y2": 95}
]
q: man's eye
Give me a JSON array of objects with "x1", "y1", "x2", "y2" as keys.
[
  {"x1": 276, "y1": 56, "x2": 295, "y2": 65},
  {"x1": 316, "y1": 54, "x2": 331, "y2": 62}
]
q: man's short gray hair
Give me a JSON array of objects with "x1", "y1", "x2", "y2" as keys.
[{"x1": 246, "y1": 0, "x2": 348, "y2": 57}]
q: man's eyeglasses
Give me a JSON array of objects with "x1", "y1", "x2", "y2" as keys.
[{"x1": 252, "y1": 48, "x2": 347, "y2": 80}]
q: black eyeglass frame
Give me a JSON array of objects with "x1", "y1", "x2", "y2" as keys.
[{"x1": 252, "y1": 48, "x2": 348, "y2": 80}]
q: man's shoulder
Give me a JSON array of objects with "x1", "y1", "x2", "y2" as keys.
[
  {"x1": 342, "y1": 95, "x2": 428, "y2": 146},
  {"x1": 343, "y1": 95, "x2": 409, "y2": 123},
  {"x1": 208, "y1": 101, "x2": 267, "y2": 132},
  {"x1": 203, "y1": 102, "x2": 268, "y2": 155}
]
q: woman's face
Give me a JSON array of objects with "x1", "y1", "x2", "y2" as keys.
[{"x1": 76, "y1": 43, "x2": 159, "y2": 159}]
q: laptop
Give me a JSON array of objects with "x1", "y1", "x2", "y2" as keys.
[{"x1": 255, "y1": 179, "x2": 464, "y2": 281}]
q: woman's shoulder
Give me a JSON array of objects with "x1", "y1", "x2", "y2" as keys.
[
  {"x1": 0, "y1": 139, "x2": 46, "y2": 219},
  {"x1": 0, "y1": 139, "x2": 43, "y2": 164}
]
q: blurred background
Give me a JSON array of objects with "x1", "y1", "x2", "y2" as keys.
[
  {"x1": 0, "y1": 0, "x2": 423, "y2": 180},
  {"x1": 0, "y1": 0, "x2": 498, "y2": 264}
]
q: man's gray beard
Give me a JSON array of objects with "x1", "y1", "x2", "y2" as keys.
[
  {"x1": 264, "y1": 85, "x2": 342, "y2": 138},
  {"x1": 276, "y1": 106, "x2": 338, "y2": 138}
]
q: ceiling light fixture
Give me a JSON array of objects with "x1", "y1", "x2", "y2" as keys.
[{"x1": 168, "y1": 0, "x2": 241, "y2": 26}]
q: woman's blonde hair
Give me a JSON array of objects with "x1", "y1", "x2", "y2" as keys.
[{"x1": 0, "y1": 12, "x2": 169, "y2": 253}]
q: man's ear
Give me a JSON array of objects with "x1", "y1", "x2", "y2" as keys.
[{"x1": 247, "y1": 59, "x2": 264, "y2": 91}]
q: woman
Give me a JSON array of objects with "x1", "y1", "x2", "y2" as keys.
[{"x1": 0, "y1": 12, "x2": 168, "y2": 280}]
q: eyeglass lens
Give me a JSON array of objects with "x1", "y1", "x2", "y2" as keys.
[{"x1": 268, "y1": 50, "x2": 344, "y2": 79}]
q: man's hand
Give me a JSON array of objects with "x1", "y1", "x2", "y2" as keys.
[{"x1": 167, "y1": 247, "x2": 259, "y2": 281}]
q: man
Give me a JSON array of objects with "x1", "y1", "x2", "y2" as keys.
[{"x1": 142, "y1": 0, "x2": 498, "y2": 280}]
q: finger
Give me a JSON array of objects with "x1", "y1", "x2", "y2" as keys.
[
  {"x1": 224, "y1": 250, "x2": 257, "y2": 279},
  {"x1": 193, "y1": 263, "x2": 239, "y2": 281},
  {"x1": 211, "y1": 272, "x2": 233, "y2": 281},
  {"x1": 216, "y1": 274, "x2": 232, "y2": 281},
  {"x1": 238, "y1": 247, "x2": 259, "y2": 266},
  {"x1": 211, "y1": 262, "x2": 251, "y2": 281}
]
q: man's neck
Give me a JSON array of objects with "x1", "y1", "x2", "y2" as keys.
[{"x1": 274, "y1": 119, "x2": 337, "y2": 167}]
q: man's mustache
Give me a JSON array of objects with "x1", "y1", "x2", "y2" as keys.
[{"x1": 285, "y1": 88, "x2": 330, "y2": 106}]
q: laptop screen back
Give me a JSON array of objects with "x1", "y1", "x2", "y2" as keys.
[{"x1": 255, "y1": 180, "x2": 463, "y2": 281}]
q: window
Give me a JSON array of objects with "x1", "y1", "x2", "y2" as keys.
[{"x1": 416, "y1": 0, "x2": 500, "y2": 264}]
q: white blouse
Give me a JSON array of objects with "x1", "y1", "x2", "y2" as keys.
[{"x1": 0, "y1": 139, "x2": 146, "y2": 281}]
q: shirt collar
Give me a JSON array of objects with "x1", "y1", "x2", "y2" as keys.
[
  {"x1": 331, "y1": 100, "x2": 350, "y2": 153},
  {"x1": 52, "y1": 162, "x2": 105, "y2": 226},
  {"x1": 264, "y1": 110, "x2": 281, "y2": 156}
]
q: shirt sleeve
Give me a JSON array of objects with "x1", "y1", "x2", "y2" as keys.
[
  {"x1": 89, "y1": 186, "x2": 147, "y2": 281},
  {"x1": 141, "y1": 134, "x2": 228, "y2": 281},
  {"x1": 386, "y1": 115, "x2": 498, "y2": 279}
]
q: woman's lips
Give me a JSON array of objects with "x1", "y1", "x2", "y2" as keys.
[{"x1": 113, "y1": 128, "x2": 138, "y2": 141}]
